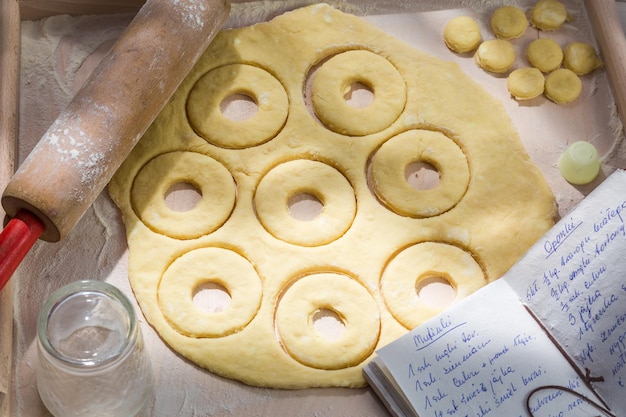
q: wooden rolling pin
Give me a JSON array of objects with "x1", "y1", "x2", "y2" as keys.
[{"x1": 0, "y1": 0, "x2": 230, "y2": 287}]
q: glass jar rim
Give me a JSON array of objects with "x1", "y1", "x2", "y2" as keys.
[{"x1": 37, "y1": 280, "x2": 138, "y2": 369}]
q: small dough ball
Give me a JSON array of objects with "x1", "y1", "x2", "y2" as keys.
[
  {"x1": 491, "y1": 6, "x2": 529, "y2": 40},
  {"x1": 526, "y1": 38, "x2": 563, "y2": 73},
  {"x1": 444, "y1": 16, "x2": 482, "y2": 53},
  {"x1": 544, "y1": 68, "x2": 582, "y2": 104},
  {"x1": 507, "y1": 67, "x2": 545, "y2": 100},
  {"x1": 475, "y1": 39, "x2": 516, "y2": 73},
  {"x1": 563, "y1": 42, "x2": 603, "y2": 75},
  {"x1": 530, "y1": 0, "x2": 569, "y2": 31}
]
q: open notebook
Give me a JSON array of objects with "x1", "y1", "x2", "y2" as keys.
[{"x1": 364, "y1": 170, "x2": 626, "y2": 417}]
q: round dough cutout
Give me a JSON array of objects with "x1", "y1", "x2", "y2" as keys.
[
  {"x1": 381, "y1": 242, "x2": 485, "y2": 329},
  {"x1": 371, "y1": 129, "x2": 470, "y2": 218},
  {"x1": 131, "y1": 152, "x2": 236, "y2": 239},
  {"x1": 158, "y1": 247, "x2": 263, "y2": 337},
  {"x1": 255, "y1": 159, "x2": 356, "y2": 246},
  {"x1": 444, "y1": 16, "x2": 482, "y2": 53},
  {"x1": 530, "y1": 0, "x2": 569, "y2": 31},
  {"x1": 527, "y1": 38, "x2": 564, "y2": 73},
  {"x1": 187, "y1": 64, "x2": 289, "y2": 148},
  {"x1": 545, "y1": 68, "x2": 582, "y2": 104},
  {"x1": 508, "y1": 67, "x2": 545, "y2": 100},
  {"x1": 475, "y1": 39, "x2": 516, "y2": 73},
  {"x1": 275, "y1": 272, "x2": 380, "y2": 370},
  {"x1": 311, "y1": 50, "x2": 406, "y2": 136},
  {"x1": 563, "y1": 42, "x2": 603, "y2": 75},
  {"x1": 490, "y1": 6, "x2": 529, "y2": 40}
]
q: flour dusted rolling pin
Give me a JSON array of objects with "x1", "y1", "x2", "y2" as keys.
[{"x1": 0, "y1": 0, "x2": 230, "y2": 288}]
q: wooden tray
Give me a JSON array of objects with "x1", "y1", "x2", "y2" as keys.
[{"x1": 2, "y1": 1, "x2": 626, "y2": 416}]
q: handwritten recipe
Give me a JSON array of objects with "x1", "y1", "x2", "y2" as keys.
[{"x1": 375, "y1": 170, "x2": 626, "y2": 417}]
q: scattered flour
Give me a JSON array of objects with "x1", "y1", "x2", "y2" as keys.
[{"x1": 10, "y1": 1, "x2": 625, "y2": 416}]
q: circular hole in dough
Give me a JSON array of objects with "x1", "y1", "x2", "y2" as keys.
[
  {"x1": 370, "y1": 129, "x2": 469, "y2": 218},
  {"x1": 312, "y1": 308, "x2": 346, "y2": 341},
  {"x1": 416, "y1": 274, "x2": 457, "y2": 309},
  {"x1": 530, "y1": 0, "x2": 569, "y2": 31},
  {"x1": 490, "y1": 5, "x2": 529, "y2": 40},
  {"x1": 563, "y1": 42, "x2": 604, "y2": 75},
  {"x1": 527, "y1": 38, "x2": 564, "y2": 73},
  {"x1": 544, "y1": 68, "x2": 582, "y2": 104},
  {"x1": 507, "y1": 67, "x2": 545, "y2": 100},
  {"x1": 343, "y1": 81, "x2": 374, "y2": 108},
  {"x1": 381, "y1": 242, "x2": 485, "y2": 329},
  {"x1": 255, "y1": 159, "x2": 356, "y2": 246},
  {"x1": 187, "y1": 64, "x2": 289, "y2": 149},
  {"x1": 474, "y1": 39, "x2": 516, "y2": 74},
  {"x1": 220, "y1": 93, "x2": 259, "y2": 121},
  {"x1": 311, "y1": 49, "x2": 406, "y2": 136},
  {"x1": 158, "y1": 247, "x2": 263, "y2": 338},
  {"x1": 192, "y1": 282, "x2": 232, "y2": 313},
  {"x1": 131, "y1": 151, "x2": 236, "y2": 240},
  {"x1": 275, "y1": 272, "x2": 380, "y2": 370},
  {"x1": 288, "y1": 192, "x2": 324, "y2": 221},
  {"x1": 404, "y1": 161, "x2": 441, "y2": 191},
  {"x1": 443, "y1": 15, "x2": 482, "y2": 53},
  {"x1": 164, "y1": 182, "x2": 203, "y2": 212}
]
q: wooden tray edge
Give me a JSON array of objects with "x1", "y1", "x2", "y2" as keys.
[
  {"x1": 0, "y1": 0, "x2": 20, "y2": 416},
  {"x1": 1, "y1": 2, "x2": 625, "y2": 416}
]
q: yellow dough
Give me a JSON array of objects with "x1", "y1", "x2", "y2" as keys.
[
  {"x1": 545, "y1": 68, "x2": 582, "y2": 104},
  {"x1": 311, "y1": 50, "x2": 406, "y2": 136},
  {"x1": 109, "y1": 4, "x2": 556, "y2": 389},
  {"x1": 507, "y1": 67, "x2": 545, "y2": 100},
  {"x1": 563, "y1": 42, "x2": 604, "y2": 75},
  {"x1": 475, "y1": 39, "x2": 516, "y2": 73},
  {"x1": 443, "y1": 15, "x2": 482, "y2": 53},
  {"x1": 530, "y1": 0, "x2": 570, "y2": 31},
  {"x1": 490, "y1": 5, "x2": 529, "y2": 40},
  {"x1": 527, "y1": 38, "x2": 564, "y2": 73}
]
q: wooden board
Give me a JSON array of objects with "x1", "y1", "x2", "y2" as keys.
[
  {"x1": 2, "y1": 1, "x2": 626, "y2": 416},
  {"x1": 0, "y1": 0, "x2": 19, "y2": 416}
]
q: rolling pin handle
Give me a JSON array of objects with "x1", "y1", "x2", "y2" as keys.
[{"x1": 0, "y1": 210, "x2": 45, "y2": 292}]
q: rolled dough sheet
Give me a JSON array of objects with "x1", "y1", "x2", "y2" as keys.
[{"x1": 11, "y1": 0, "x2": 624, "y2": 415}]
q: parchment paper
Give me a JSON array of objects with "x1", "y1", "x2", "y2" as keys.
[{"x1": 11, "y1": 1, "x2": 626, "y2": 415}]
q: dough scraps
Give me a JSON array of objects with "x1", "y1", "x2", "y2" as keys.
[
  {"x1": 109, "y1": 3, "x2": 556, "y2": 389},
  {"x1": 490, "y1": 5, "x2": 528, "y2": 40},
  {"x1": 527, "y1": 38, "x2": 564, "y2": 73},
  {"x1": 545, "y1": 68, "x2": 582, "y2": 104},
  {"x1": 474, "y1": 39, "x2": 516, "y2": 73},
  {"x1": 443, "y1": 15, "x2": 482, "y2": 53},
  {"x1": 507, "y1": 67, "x2": 545, "y2": 100},
  {"x1": 563, "y1": 42, "x2": 604, "y2": 75},
  {"x1": 530, "y1": 0, "x2": 570, "y2": 31}
]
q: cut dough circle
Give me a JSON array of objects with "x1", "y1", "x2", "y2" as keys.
[
  {"x1": 158, "y1": 247, "x2": 263, "y2": 337},
  {"x1": 530, "y1": 0, "x2": 569, "y2": 31},
  {"x1": 527, "y1": 38, "x2": 563, "y2": 73},
  {"x1": 131, "y1": 151, "x2": 236, "y2": 239},
  {"x1": 275, "y1": 272, "x2": 380, "y2": 370},
  {"x1": 311, "y1": 50, "x2": 406, "y2": 136},
  {"x1": 490, "y1": 5, "x2": 529, "y2": 40},
  {"x1": 187, "y1": 64, "x2": 289, "y2": 148},
  {"x1": 371, "y1": 129, "x2": 470, "y2": 218},
  {"x1": 563, "y1": 42, "x2": 603, "y2": 75},
  {"x1": 475, "y1": 39, "x2": 516, "y2": 73},
  {"x1": 443, "y1": 16, "x2": 482, "y2": 53},
  {"x1": 381, "y1": 242, "x2": 485, "y2": 330},
  {"x1": 254, "y1": 159, "x2": 356, "y2": 246},
  {"x1": 507, "y1": 67, "x2": 545, "y2": 100},
  {"x1": 545, "y1": 68, "x2": 582, "y2": 104}
]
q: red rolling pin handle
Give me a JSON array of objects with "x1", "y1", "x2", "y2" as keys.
[{"x1": 0, "y1": 210, "x2": 45, "y2": 292}]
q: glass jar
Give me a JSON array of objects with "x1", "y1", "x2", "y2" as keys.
[{"x1": 36, "y1": 280, "x2": 154, "y2": 417}]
